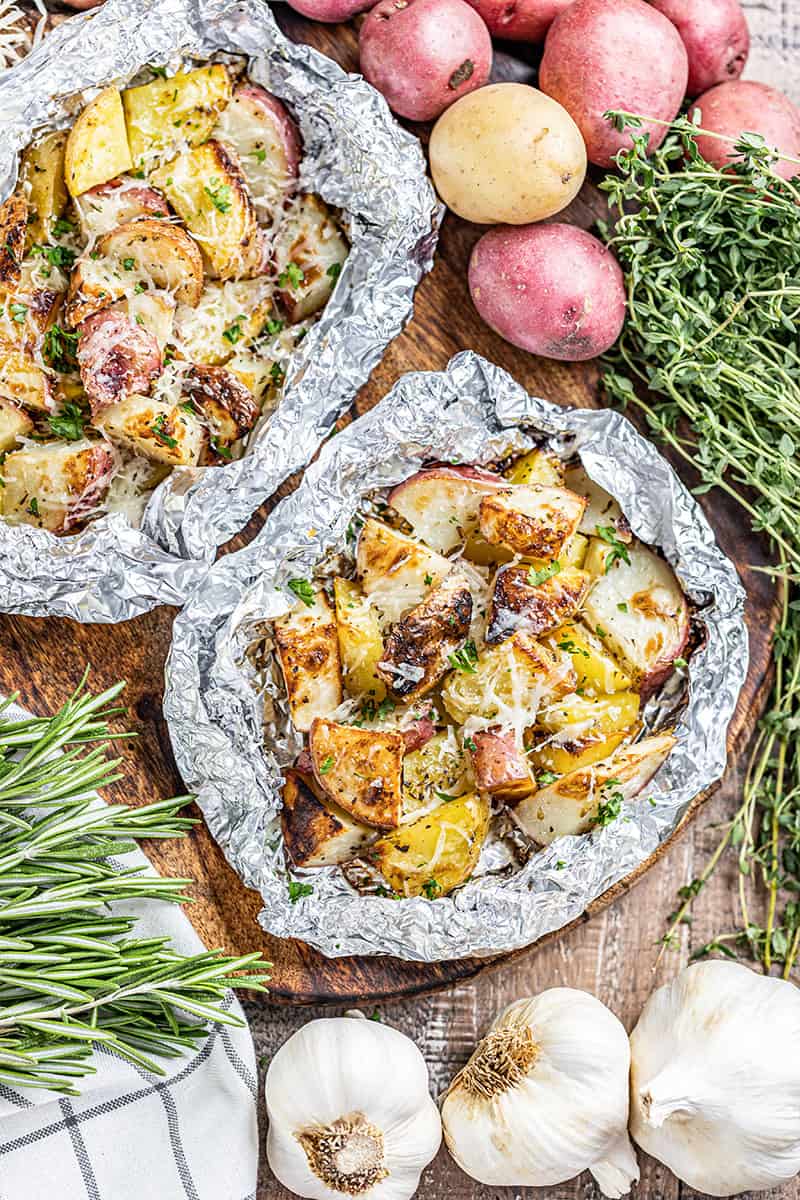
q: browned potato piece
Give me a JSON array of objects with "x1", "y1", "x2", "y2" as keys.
[
  {"x1": 274, "y1": 589, "x2": 342, "y2": 733},
  {"x1": 273, "y1": 194, "x2": 348, "y2": 323},
  {"x1": 468, "y1": 729, "x2": 535, "y2": 803},
  {"x1": 64, "y1": 87, "x2": 133, "y2": 197},
  {"x1": 0, "y1": 338, "x2": 54, "y2": 413},
  {"x1": 0, "y1": 398, "x2": 33, "y2": 453},
  {"x1": 377, "y1": 573, "x2": 473, "y2": 702},
  {"x1": 123, "y1": 65, "x2": 232, "y2": 168},
  {"x1": 366, "y1": 792, "x2": 490, "y2": 898},
  {"x1": 513, "y1": 734, "x2": 676, "y2": 845},
  {"x1": 281, "y1": 768, "x2": 374, "y2": 868},
  {"x1": 486, "y1": 563, "x2": 591, "y2": 644},
  {"x1": 478, "y1": 484, "x2": 587, "y2": 559},
  {"x1": 565, "y1": 463, "x2": 632, "y2": 543},
  {"x1": 21, "y1": 131, "x2": 68, "y2": 245},
  {"x1": 356, "y1": 517, "x2": 453, "y2": 627},
  {"x1": 182, "y1": 365, "x2": 260, "y2": 452},
  {"x1": 0, "y1": 193, "x2": 27, "y2": 289},
  {"x1": 1, "y1": 440, "x2": 115, "y2": 533},
  {"x1": 441, "y1": 631, "x2": 576, "y2": 726},
  {"x1": 309, "y1": 717, "x2": 405, "y2": 829},
  {"x1": 93, "y1": 395, "x2": 206, "y2": 467}
]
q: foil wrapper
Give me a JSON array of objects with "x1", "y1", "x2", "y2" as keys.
[
  {"x1": 0, "y1": 0, "x2": 439, "y2": 622},
  {"x1": 166, "y1": 352, "x2": 747, "y2": 962}
]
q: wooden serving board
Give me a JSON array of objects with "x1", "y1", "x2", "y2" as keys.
[{"x1": 0, "y1": 11, "x2": 779, "y2": 1004}]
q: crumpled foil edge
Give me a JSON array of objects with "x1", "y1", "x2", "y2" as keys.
[
  {"x1": 165, "y1": 351, "x2": 748, "y2": 962},
  {"x1": 0, "y1": 0, "x2": 439, "y2": 622}
]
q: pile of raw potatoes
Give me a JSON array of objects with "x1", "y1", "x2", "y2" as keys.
[{"x1": 285, "y1": 0, "x2": 800, "y2": 364}]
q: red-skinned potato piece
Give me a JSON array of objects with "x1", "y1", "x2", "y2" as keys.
[
  {"x1": 464, "y1": 0, "x2": 573, "y2": 42},
  {"x1": 76, "y1": 309, "x2": 162, "y2": 418},
  {"x1": 285, "y1": 0, "x2": 375, "y2": 19},
  {"x1": 539, "y1": 0, "x2": 688, "y2": 168},
  {"x1": 650, "y1": 0, "x2": 749, "y2": 96},
  {"x1": 359, "y1": 0, "x2": 492, "y2": 123},
  {"x1": 1, "y1": 441, "x2": 116, "y2": 533},
  {"x1": 690, "y1": 81, "x2": 800, "y2": 180},
  {"x1": 77, "y1": 180, "x2": 169, "y2": 239},
  {"x1": 401, "y1": 713, "x2": 437, "y2": 753},
  {"x1": 388, "y1": 463, "x2": 505, "y2": 553},
  {"x1": 469, "y1": 224, "x2": 626, "y2": 361},
  {"x1": 214, "y1": 84, "x2": 301, "y2": 213},
  {"x1": 468, "y1": 729, "x2": 535, "y2": 803}
]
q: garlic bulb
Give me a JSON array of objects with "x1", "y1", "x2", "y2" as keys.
[
  {"x1": 630, "y1": 960, "x2": 800, "y2": 1196},
  {"x1": 441, "y1": 988, "x2": 638, "y2": 1197},
  {"x1": 265, "y1": 1016, "x2": 441, "y2": 1199}
]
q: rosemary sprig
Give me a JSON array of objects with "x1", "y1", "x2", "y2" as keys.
[
  {"x1": 600, "y1": 116, "x2": 800, "y2": 976},
  {"x1": 0, "y1": 673, "x2": 269, "y2": 1094}
]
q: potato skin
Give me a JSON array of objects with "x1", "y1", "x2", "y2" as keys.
[
  {"x1": 429, "y1": 83, "x2": 586, "y2": 225},
  {"x1": 650, "y1": 0, "x2": 749, "y2": 96},
  {"x1": 285, "y1": 0, "x2": 374, "y2": 19},
  {"x1": 469, "y1": 223, "x2": 626, "y2": 361},
  {"x1": 464, "y1": 0, "x2": 573, "y2": 42},
  {"x1": 359, "y1": 0, "x2": 492, "y2": 123},
  {"x1": 691, "y1": 81, "x2": 800, "y2": 180},
  {"x1": 539, "y1": 0, "x2": 688, "y2": 168}
]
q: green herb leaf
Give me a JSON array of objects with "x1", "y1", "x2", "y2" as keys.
[
  {"x1": 149, "y1": 414, "x2": 177, "y2": 448},
  {"x1": 278, "y1": 262, "x2": 304, "y2": 290},
  {"x1": 421, "y1": 879, "x2": 441, "y2": 899},
  {"x1": 204, "y1": 177, "x2": 232, "y2": 213},
  {"x1": 48, "y1": 402, "x2": 87, "y2": 442},
  {"x1": 288, "y1": 880, "x2": 314, "y2": 903},
  {"x1": 447, "y1": 640, "x2": 478, "y2": 674},
  {"x1": 595, "y1": 525, "x2": 631, "y2": 572},
  {"x1": 527, "y1": 560, "x2": 561, "y2": 587},
  {"x1": 319, "y1": 755, "x2": 335, "y2": 775},
  {"x1": 287, "y1": 578, "x2": 315, "y2": 607}
]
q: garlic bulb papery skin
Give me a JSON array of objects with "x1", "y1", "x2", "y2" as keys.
[
  {"x1": 630, "y1": 959, "x2": 800, "y2": 1196},
  {"x1": 441, "y1": 988, "x2": 639, "y2": 1197},
  {"x1": 265, "y1": 1016, "x2": 442, "y2": 1200}
]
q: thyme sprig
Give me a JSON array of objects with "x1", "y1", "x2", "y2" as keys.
[
  {"x1": 0, "y1": 674, "x2": 269, "y2": 1094},
  {"x1": 600, "y1": 115, "x2": 800, "y2": 976}
]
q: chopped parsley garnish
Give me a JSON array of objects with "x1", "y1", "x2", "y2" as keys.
[
  {"x1": 27, "y1": 497, "x2": 39, "y2": 517},
  {"x1": 270, "y1": 362, "x2": 285, "y2": 385},
  {"x1": 53, "y1": 217, "x2": 77, "y2": 236},
  {"x1": 42, "y1": 325, "x2": 79, "y2": 372},
  {"x1": 327, "y1": 261, "x2": 342, "y2": 281},
  {"x1": 149, "y1": 414, "x2": 177, "y2": 448},
  {"x1": 149, "y1": 64, "x2": 168, "y2": 78},
  {"x1": 48, "y1": 402, "x2": 87, "y2": 442},
  {"x1": 527, "y1": 560, "x2": 561, "y2": 587},
  {"x1": 319, "y1": 755, "x2": 335, "y2": 775},
  {"x1": 250, "y1": 148, "x2": 267, "y2": 163},
  {"x1": 536, "y1": 770, "x2": 559, "y2": 786},
  {"x1": 180, "y1": 401, "x2": 198, "y2": 416},
  {"x1": 464, "y1": 736, "x2": 477, "y2": 752},
  {"x1": 122, "y1": 256, "x2": 135, "y2": 271},
  {"x1": 435, "y1": 791, "x2": 458, "y2": 802},
  {"x1": 278, "y1": 262, "x2": 305, "y2": 290},
  {"x1": 133, "y1": 281, "x2": 146, "y2": 295},
  {"x1": 32, "y1": 243, "x2": 75, "y2": 271},
  {"x1": 287, "y1": 578, "x2": 315, "y2": 607},
  {"x1": 674, "y1": 656, "x2": 688, "y2": 669},
  {"x1": 211, "y1": 438, "x2": 232, "y2": 460},
  {"x1": 617, "y1": 601, "x2": 628, "y2": 612},
  {"x1": 557, "y1": 637, "x2": 590, "y2": 658},
  {"x1": 222, "y1": 316, "x2": 245, "y2": 345},
  {"x1": 288, "y1": 880, "x2": 314, "y2": 903},
  {"x1": 595, "y1": 525, "x2": 631, "y2": 572},
  {"x1": 593, "y1": 779, "x2": 624, "y2": 827},
  {"x1": 264, "y1": 315, "x2": 284, "y2": 336},
  {"x1": 9, "y1": 302, "x2": 27, "y2": 323},
  {"x1": 423, "y1": 573, "x2": 433, "y2": 586},
  {"x1": 204, "y1": 177, "x2": 232, "y2": 213},
  {"x1": 596, "y1": 625, "x2": 607, "y2": 638},
  {"x1": 421, "y1": 879, "x2": 441, "y2": 900},
  {"x1": 447, "y1": 640, "x2": 478, "y2": 674}
]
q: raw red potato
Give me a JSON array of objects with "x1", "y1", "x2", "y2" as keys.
[
  {"x1": 0, "y1": 441, "x2": 115, "y2": 533},
  {"x1": 539, "y1": 0, "x2": 689, "y2": 168},
  {"x1": 478, "y1": 485, "x2": 587, "y2": 559},
  {"x1": 281, "y1": 768, "x2": 374, "y2": 868},
  {"x1": 468, "y1": 729, "x2": 535, "y2": 803},
  {"x1": 274, "y1": 589, "x2": 343, "y2": 732},
  {"x1": 650, "y1": 0, "x2": 749, "y2": 96},
  {"x1": 388, "y1": 463, "x2": 505, "y2": 553},
  {"x1": 464, "y1": 0, "x2": 573, "y2": 42},
  {"x1": 690, "y1": 81, "x2": 800, "y2": 180},
  {"x1": 76, "y1": 309, "x2": 162, "y2": 417},
  {"x1": 377, "y1": 572, "x2": 473, "y2": 701},
  {"x1": 285, "y1": 0, "x2": 376, "y2": 19},
  {"x1": 309, "y1": 718, "x2": 405, "y2": 828},
  {"x1": 486, "y1": 563, "x2": 591, "y2": 644},
  {"x1": 359, "y1": 0, "x2": 492, "y2": 122},
  {"x1": 213, "y1": 84, "x2": 301, "y2": 214},
  {"x1": 469, "y1": 223, "x2": 626, "y2": 361}
]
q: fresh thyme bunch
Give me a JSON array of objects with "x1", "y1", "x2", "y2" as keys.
[
  {"x1": 599, "y1": 114, "x2": 800, "y2": 976},
  {"x1": 0, "y1": 675, "x2": 268, "y2": 1094}
]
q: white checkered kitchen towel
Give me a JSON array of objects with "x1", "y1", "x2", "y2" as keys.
[{"x1": 0, "y1": 706, "x2": 260, "y2": 1200}]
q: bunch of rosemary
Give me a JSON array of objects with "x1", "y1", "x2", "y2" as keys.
[
  {"x1": 0, "y1": 675, "x2": 268, "y2": 1094},
  {"x1": 600, "y1": 114, "x2": 800, "y2": 976}
]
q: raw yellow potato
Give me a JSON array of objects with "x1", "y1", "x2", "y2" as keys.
[
  {"x1": 333, "y1": 577, "x2": 386, "y2": 702},
  {"x1": 273, "y1": 589, "x2": 343, "y2": 733},
  {"x1": 151, "y1": 140, "x2": 260, "y2": 280},
  {"x1": 0, "y1": 339, "x2": 53, "y2": 413},
  {"x1": 441, "y1": 631, "x2": 575, "y2": 725},
  {"x1": 21, "y1": 131, "x2": 68, "y2": 245},
  {"x1": 403, "y1": 730, "x2": 471, "y2": 814},
  {"x1": 527, "y1": 729, "x2": 631, "y2": 777},
  {"x1": 544, "y1": 619, "x2": 631, "y2": 695},
  {"x1": 537, "y1": 690, "x2": 641, "y2": 739},
  {"x1": 505, "y1": 448, "x2": 565, "y2": 487},
  {"x1": 0, "y1": 398, "x2": 33, "y2": 453},
  {"x1": 429, "y1": 83, "x2": 587, "y2": 225},
  {"x1": 366, "y1": 792, "x2": 490, "y2": 898},
  {"x1": 123, "y1": 65, "x2": 232, "y2": 168},
  {"x1": 64, "y1": 87, "x2": 133, "y2": 197},
  {"x1": 93, "y1": 395, "x2": 207, "y2": 468}
]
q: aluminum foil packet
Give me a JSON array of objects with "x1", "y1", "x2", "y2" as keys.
[
  {"x1": 0, "y1": 0, "x2": 439, "y2": 622},
  {"x1": 165, "y1": 351, "x2": 747, "y2": 962}
]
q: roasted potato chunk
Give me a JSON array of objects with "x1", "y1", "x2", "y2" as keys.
[
  {"x1": 173, "y1": 278, "x2": 275, "y2": 366},
  {"x1": 565, "y1": 462, "x2": 632, "y2": 544},
  {"x1": 356, "y1": 517, "x2": 453, "y2": 627},
  {"x1": 1, "y1": 440, "x2": 115, "y2": 533},
  {"x1": 468, "y1": 729, "x2": 535, "y2": 803},
  {"x1": 441, "y1": 631, "x2": 575, "y2": 726},
  {"x1": 0, "y1": 193, "x2": 27, "y2": 288},
  {"x1": 274, "y1": 589, "x2": 342, "y2": 733},
  {"x1": 123, "y1": 65, "x2": 232, "y2": 168},
  {"x1": 537, "y1": 690, "x2": 641, "y2": 739},
  {"x1": 378, "y1": 573, "x2": 473, "y2": 702},
  {"x1": 213, "y1": 83, "x2": 301, "y2": 217},
  {"x1": 478, "y1": 484, "x2": 587, "y2": 559},
  {"x1": 273, "y1": 194, "x2": 348, "y2": 323},
  {"x1": 93, "y1": 394, "x2": 206, "y2": 467},
  {"x1": 0, "y1": 338, "x2": 54, "y2": 413},
  {"x1": 514, "y1": 734, "x2": 676, "y2": 845},
  {"x1": 75, "y1": 181, "x2": 170, "y2": 241},
  {"x1": 67, "y1": 219, "x2": 204, "y2": 326},
  {"x1": 388, "y1": 464, "x2": 505, "y2": 554},
  {"x1": 366, "y1": 792, "x2": 490, "y2": 898},
  {"x1": 333, "y1": 577, "x2": 387, "y2": 701},
  {"x1": 527, "y1": 729, "x2": 631, "y2": 778},
  {"x1": 582, "y1": 539, "x2": 690, "y2": 695},
  {"x1": 151, "y1": 140, "x2": 261, "y2": 281},
  {"x1": 486, "y1": 563, "x2": 591, "y2": 644},
  {"x1": 77, "y1": 309, "x2": 162, "y2": 417},
  {"x1": 182, "y1": 365, "x2": 259, "y2": 451},
  {"x1": 543, "y1": 619, "x2": 631, "y2": 696},
  {"x1": 505, "y1": 448, "x2": 565, "y2": 487},
  {"x1": 64, "y1": 87, "x2": 133, "y2": 197},
  {"x1": 309, "y1": 718, "x2": 404, "y2": 829},
  {"x1": 281, "y1": 768, "x2": 374, "y2": 868},
  {"x1": 0, "y1": 398, "x2": 33, "y2": 453},
  {"x1": 21, "y1": 131, "x2": 68, "y2": 245},
  {"x1": 402, "y1": 730, "x2": 471, "y2": 814},
  {"x1": 118, "y1": 291, "x2": 175, "y2": 352}
]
